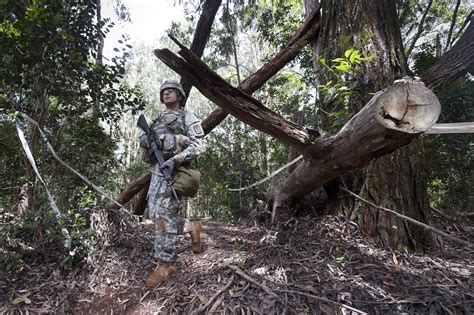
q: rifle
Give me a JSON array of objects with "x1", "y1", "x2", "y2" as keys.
[{"x1": 137, "y1": 114, "x2": 180, "y2": 203}]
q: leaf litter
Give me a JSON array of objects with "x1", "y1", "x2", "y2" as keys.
[{"x1": 0, "y1": 210, "x2": 472, "y2": 314}]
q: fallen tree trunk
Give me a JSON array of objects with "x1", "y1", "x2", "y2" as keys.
[
  {"x1": 202, "y1": 3, "x2": 321, "y2": 134},
  {"x1": 271, "y1": 78, "x2": 440, "y2": 210},
  {"x1": 109, "y1": 172, "x2": 151, "y2": 210},
  {"x1": 155, "y1": 38, "x2": 315, "y2": 148},
  {"x1": 180, "y1": 0, "x2": 222, "y2": 100},
  {"x1": 151, "y1": 39, "x2": 441, "y2": 208}
]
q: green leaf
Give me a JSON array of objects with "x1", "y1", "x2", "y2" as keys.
[
  {"x1": 335, "y1": 62, "x2": 350, "y2": 73},
  {"x1": 349, "y1": 49, "x2": 360, "y2": 63},
  {"x1": 344, "y1": 48, "x2": 354, "y2": 58}
]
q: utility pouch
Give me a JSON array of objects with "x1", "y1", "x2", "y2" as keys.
[{"x1": 172, "y1": 165, "x2": 201, "y2": 198}]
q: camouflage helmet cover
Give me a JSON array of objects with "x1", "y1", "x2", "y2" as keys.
[{"x1": 160, "y1": 80, "x2": 186, "y2": 104}]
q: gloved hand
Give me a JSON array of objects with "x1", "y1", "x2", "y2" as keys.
[
  {"x1": 139, "y1": 134, "x2": 150, "y2": 148},
  {"x1": 160, "y1": 158, "x2": 176, "y2": 173}
]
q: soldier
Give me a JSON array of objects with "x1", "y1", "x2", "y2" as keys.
[{"x1": 139, "y1": 80, "x2": 204, "y2": 288}]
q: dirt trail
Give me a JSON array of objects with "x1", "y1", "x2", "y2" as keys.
[{"x1": 1, "y1": 214, "x2": 473, "y2": 314}]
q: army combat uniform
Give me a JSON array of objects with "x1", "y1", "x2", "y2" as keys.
[{"x1": 141, "y1": 108, "x2": 204, "y2": 262}]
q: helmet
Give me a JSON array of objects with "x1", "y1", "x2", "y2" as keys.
[{"x1": 160, "y1": 80, "x2": 186, "y2": 103}]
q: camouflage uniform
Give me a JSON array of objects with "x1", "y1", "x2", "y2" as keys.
[{"x1": 141, "y1": 108, "x2": 204, "y2": 262}]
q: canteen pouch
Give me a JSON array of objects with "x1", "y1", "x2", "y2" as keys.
[{"x1": 173, "y1": 166, "x2": 201, "y2": 197}]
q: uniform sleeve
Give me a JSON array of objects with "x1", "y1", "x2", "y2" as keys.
[{"x1": 172, "y1": 112, "x2": 204, "y2": 165}]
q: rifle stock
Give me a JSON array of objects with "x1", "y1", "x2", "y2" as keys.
[{"x1": 137, "y1": 114, "x2": 180, "y2": 203}]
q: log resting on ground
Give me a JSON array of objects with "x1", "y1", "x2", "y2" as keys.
[
  {"x1": 271, "y1": 78, "x2": 441, "y2": 211},
  {"x1": 109, "y1": 172, "x2": 151, "y2": 211}
]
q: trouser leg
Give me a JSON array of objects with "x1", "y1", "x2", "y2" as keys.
[{"x1": 146, "y1": 175, "x2": 184, "y2": 262}]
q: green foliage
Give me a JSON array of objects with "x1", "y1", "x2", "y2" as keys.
[
  {"x1": 0, "y1": 0, "x2": 145, "y2": 274},
  {"x1": 334, "y1": 245, "x2": 345, "y2": 265},
  {"x1": 0, "y1": 0, "x2": 146, "y2": 205},
  {"x1": 0, "y1": 207, "x2": 97, "y2": 278},
  {"x1": 254, "y1": 2, "x2": 303, "y2": 50},
  {"x1": 193, "y1": 117, "x2": 277, "y2": 221},
  {"x1": 424, "y1": 79, "x2": 473, "y2": 213},
  {"x1": 233, "y1": 238, "x2": 246, "y2": 269},
  {"x1": 398, "y1": 0, "x2": 472, "y2": 57},
  {"x1": 264, "y1": 72, "x2": 312, "y2": 121},
  {"x1": 317, "y1": 49, "x2": 375, "y2": 132}
]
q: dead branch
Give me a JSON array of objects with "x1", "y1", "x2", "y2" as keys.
[
  {"x1": 181, "y1": 0, "x2": 222, "y2": 100},
  {"x1": 342, "y1": 187, "x2": 473, "y2": 248},
  {"x1": 452, "y1": 10, "x2": 473, "y2": 44},
  {"x1": 445, "y1": 0, "x2": 461, "y2": 50},
  {"x1": 108, "y1": 171, "x2": 151, "y2": 211},
  {"x1": 208, "y1": 296, "x2": 224, "y2": 313},
  {"x1": 196, "y1": 274, "x2": 234, "y2": 313},
  {"x1": 228, "y1": 265, "x2": 278, "y2": 299},
  {"x1": 406, "y1": 0, "x2": 433, "y2": 58},
  {"x1": 155, "y1": 39, "x2": 314, "y2": 149},
  {"x1": 278, "y1": 289, "x2": 367, "y2": 314},
  {"x1": 271, "y1": 78, "x2": 441, "y2": 210}
]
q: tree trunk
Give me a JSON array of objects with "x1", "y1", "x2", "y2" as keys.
[
  {"x1": 180, "y1": 0, "x2": 222, "y2": 101},
  {"x1": 111, "y1": 2, "x2": 470, "y2": 252},
  {"x1": 421, "y1": 14, "x2": 474, "y2": 92},
  {"x1": 312, "y1": 0, "x2": 439, "y2": 250},
  {"x1": 109, "y1": 172, "x2": 151, "y2": 210}
]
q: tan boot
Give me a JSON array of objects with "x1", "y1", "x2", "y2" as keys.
[
  {"x1": 190, "y1": 221, "x2": 204, "y2": 253},
  {"x1": 146, "y1": 261, "x2": 172, "y2": 289}
]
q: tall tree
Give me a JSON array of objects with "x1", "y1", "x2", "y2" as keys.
[{"x1": 311, "y1": 0, "x2": 437, "y2": 250}]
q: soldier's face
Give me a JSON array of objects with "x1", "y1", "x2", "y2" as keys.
[{"x1": 162, "y1": 89, "x2": 181, "y2": 105}]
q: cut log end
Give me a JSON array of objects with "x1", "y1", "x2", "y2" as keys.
[{"x1": 376, "y1": 80, "x2": 441, "y2": 134}]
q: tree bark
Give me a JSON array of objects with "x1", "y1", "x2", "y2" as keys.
[
  {"x1": 180, "y1": 0, "x2": 222, "y2": 101},
  {"x1": 109, "y1": 172, "x2": 151, "y2": 210},
  {"x1": 288, "y1": 110, "x2": 304, "y2": 173},
  {"x1": 310, "y1": 0, "x2": 441, "y2": 250},
  {"x1": 421, "y1": 14, "x2": 474, "y2": 92}
]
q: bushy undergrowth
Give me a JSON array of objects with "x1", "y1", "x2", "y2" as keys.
[{"x1": 0, "y1": 207, "x2": 97, "y2": 280}]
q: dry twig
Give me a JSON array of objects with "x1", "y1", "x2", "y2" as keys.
[
  {"x1": 278, "y1": 289, "x2": 367, "y2": 314},
  {"x1": 228, "y1": 265, "x2": 279, "y2": 298},
  {"x1": 341, "y1": 187, "x2": 473, "y2": 248},
  {"x1": 195, "y1": 274, "x2": 234, "y2": 313}
]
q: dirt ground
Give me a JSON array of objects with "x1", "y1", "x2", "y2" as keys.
[{"x1": 1, "y1": 210, "x2": 473, "y2": 314}]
